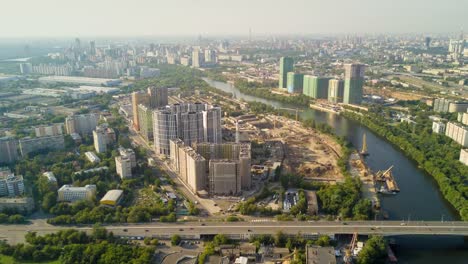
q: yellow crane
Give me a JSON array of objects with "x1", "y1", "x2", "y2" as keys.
[
  {"x1": 278, "y1": 107, "x2": 304, "y2": 121},
  {"x1": 345, "y1": 232, "x2": 358, "y2": 264}
]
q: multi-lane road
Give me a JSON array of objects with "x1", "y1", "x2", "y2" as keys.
[{"x1": 2, "y1": 221, "x2": 467, "y2": 244}]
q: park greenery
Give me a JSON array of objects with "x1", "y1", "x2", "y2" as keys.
[
  {"x1": 343, "y1": 104, "x2": 468, "y2": 221},
  {"x1": 356, "y1": 236, "x2": 387, "y2": 264},
  {"x1": 0, "y1": 227, "x2": 154, "y2": 264}
]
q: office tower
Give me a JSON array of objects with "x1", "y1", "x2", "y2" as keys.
[
  {"x1": 115, "y1": 156, "x2": 132, "y2": 179},
  {"x1": 147, "y1": 86, "x2": 168, "y2": 108},
  {"x1": 65, "y1": 114, "x2": 99, "y2": 135},
  {"x1": 343, "y1": 64, "x2": 365, "y2": 105},
  {"x1": 0, "y1": 168, "x2": 24, "y2": 197},
  {"x1": 303, "y1": 76, "x2": 330, "y2": 99},
  {"x1": 131, "y1": 91, "x2": 149, "y2": 131},
  {"x1": 74, "y1": 38, "x2": 81, "y2": 51},
  {"x1": 19, "y1": 63, "x2": 32, "y2": 75},
  {"x1": 153, "y1": 103, "x2": 222, "y2": 155},
  {"x1": 18, "y1": 135, "x2": 65, "y2": 157},
  {"x1": 192, "y1": 50, "x2": 202, "y2": 68},
  {"x1": 0, "y1": 137, "x2": 18, "y2": 164},
  {"x1": 209, "y1": 160, "x2": 241, "y2": 195},
  {"x1": 328, "y1": 79, "x2": 345, "y2": 103},
  {"x1": 89, "y1": 41, "x2": 96, "y2": 55},
  {"x1": 138, "y1": 104, "x2": 154, "y2": 141},
  {"x1": 57, "y1": 184, "x2": 96, "y2": 202},
  {"x1": 279, "y1": 57, "x2": 294, "y2": 89},
  {"x1": 287, "y1": 72, "x2": 304, "y2": 94},
  {"x1": 425, "y1": 37, "x2": 431, "y2": 49},
  {"x1": 34, "y1": 124, "x2": 63, "y2": 137},
  {"x1": 92, "y1": 124, "x2": 115, "y2": 153}
]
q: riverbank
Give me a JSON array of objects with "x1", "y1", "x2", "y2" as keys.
[{"x1": 342, "y1": 111, "x2": 467, "y2": 221}]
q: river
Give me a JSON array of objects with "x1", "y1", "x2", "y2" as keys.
[{"x1": 204, "y1": 78, "x2": 467, "y2": 263}]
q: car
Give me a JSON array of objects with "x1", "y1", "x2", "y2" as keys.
[
  {"x1": 190, "y1": 227, "x2": 194, "y2": 230},
  {"x1": 201, "y1": 223, "x2": 206, "y2": 226},
  {"x1": 145, "y1": 229, "x2": 149, "y2": 232},
  {"x1": 123, "y1": 229, "x2": 128, "y2": 232},
  {"x1": 342, "y1": 222, "x2": 348, "y2": 225},
  {"x1": 248, "y1": 229, "x2": 252, "y2": 232},
  {"x1": 179, "y1": 228, "x2": 184, "y2": 231},
  {"x1": 400, "y1": 223, "x2": 407, "y2": 226}
]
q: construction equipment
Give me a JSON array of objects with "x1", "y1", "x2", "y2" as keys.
[
  {"x1": 344, "y1": 232, "x2": 358, "y2": 264},
  {"x1": 278, "y1": 107, "x2": 304, "y2": 121}
]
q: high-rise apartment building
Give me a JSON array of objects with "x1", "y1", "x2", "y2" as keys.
[
  {"x1": 138, "y1": 104, "x2": 154, "y2": 141},
  {"x1": 460, "y1": 149, "x2": 468, "y2": 166},
  {"x1": 445, "y1": 122, "x2": 468, "y2": 147},
  {"x1": 0, "y1": 137, "x2": 18, "y2": 164},
  {"x1": 328, "y1": 79, "x2": 344, "y2": 103},
  {"x1": 57, "y1": 184, "x2": 96, "y2": 202},
  {"x1": 34, "y1": 124, "x2": 63, "y2": 137},
  {"x1": 153, "y1": 103, "x2": 222, "y2": 155},
  {"x1": 0, "y1": 168, "x2": 24, "y2": 197},
  {"x1": 279, "y1": 57, "x2": 294, "y2": 89},
  {"x1": 209, "y1": 160, "x2": 241, "y2": 195},
  {"x1": 303, "y1": 76, "x2": 330, "y2": 99},
  {"x1": 147, "y1": 86, "x2": 168, "y2": 109},
  {"x1": 343, "y1": 64, "x2": 365, "y2": 105},
  {"x1": 92, "y1": 124, "x2": 115, "y2": 153},
  {"x1": 132, "y1": 91, "x2": 149, "y2": 131},
  {"x1": 287, "y1": 72, "x2": 304, "y2": 94},
  {"x1": 115, "y1": 156, "x2": 132, "y2": 179},
  {"x1": 19, "y1": 135, "x2": 65, "y2": 157},
  {"x1": 118, "y1": 147, "x2": 136, "y2": 168},
  {"x1": 65, "y1": 114, "x2": 99, "y2": 135}
]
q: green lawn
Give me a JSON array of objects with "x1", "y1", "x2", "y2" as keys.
[{"x1": 0, "y1": 255, "x2": 60, "y2": 264}]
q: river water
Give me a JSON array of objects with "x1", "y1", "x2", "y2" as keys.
[{"x1": 204, "y1": 78, "x2": 467, "y2": 263}]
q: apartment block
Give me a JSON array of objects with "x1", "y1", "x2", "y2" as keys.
[
  {"x1": 65, "y1": 114, "x2": 99, "y2": 135},
  {"x1": 0, "y1": 168, "x2": 25, "y2": 197},
  {"x1": 19, "y1": 135, "x2": 65, "y2": 157},
  {"x1": 34, "y1": 124, "x2": 63, "y2": 137},
  {"x1": 445, "y1": 122, "x2": 468, "y2": 147},
  {"x1": 0, "y1": 137, "x2": 18, "y2": 164}
]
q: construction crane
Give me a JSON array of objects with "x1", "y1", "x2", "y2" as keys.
[
  {"x1": 278, "y1": 107, "x2": 304, "y2": 121},
  {"x1": 344, "y1": 232, "x2": 358, "y2": 264}
]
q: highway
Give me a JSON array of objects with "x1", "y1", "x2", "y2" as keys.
[{"x1": 1, "y1": 221, "x2": 467, "y2": 244}]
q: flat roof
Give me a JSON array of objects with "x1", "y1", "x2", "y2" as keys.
[{"x1": 100, "y1": 189, "x2": 124, "y2": 202}]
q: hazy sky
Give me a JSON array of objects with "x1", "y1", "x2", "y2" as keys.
[{"x1": 2, "y1": 0, "x2": 467, "y2": 37}]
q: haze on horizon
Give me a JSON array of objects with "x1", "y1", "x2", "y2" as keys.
[{"x1": 1, "y1": 0, "x2": 467, "y2": 38}]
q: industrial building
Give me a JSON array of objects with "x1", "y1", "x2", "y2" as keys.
[
  {"x1": 65, "y1": 113, "x2": 99, "y2": 135},
  {"x1": 445, "y1": 122, "x2": 468, "y2": 147},
  {"x1": 18, "y1": 135, "x2": 65, "y2": 157},
  {"x1": 0, "y1": 137, "x2": 18, "y2": 164},
  {"x1": 343, "y1": 63, "x2": 365, "y2": 105},
  {"x1": 0, "y1": 168, "x2": 25, "y2": 197},
  {"x1": 57, "y1": 184, "x2": 97, "y2": 202},
  {"x1": 38, "y1": 76, "x2": 121, "y2": 86},
  {"x1": 100, "y1": 189, "x2": 124, "y2": 206},
  {"x1": 153, "y1": 103, "x2": 222, "y2": 155}
]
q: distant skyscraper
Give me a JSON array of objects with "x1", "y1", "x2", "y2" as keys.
[
  {"x1": 89, "y1": 41, "x2": 96, "y2": 55},
  {"x1": 192, "y1": 50, "x2": 202, "y2": 68},
  {"x1": 343, "y1": 64, "x2": 365, "y2": 105},
  {"x1": 425, "y1": 37, "x2": 431, "y2": 49},
  {"x1": 279, "y1": 57, "x2": 294, "y2": 89}
]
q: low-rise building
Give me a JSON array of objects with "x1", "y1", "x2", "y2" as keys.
[
  {"x1": 0, "y1": 197, "x2": 34, "y2": 213},
  {"x1": 57, "y1": 184, "x2": 96, "y2": 202},
  {"x1": 306, "y1": 245, "x2": 336, "y2": 264},
  {"x1": 85, "y1": 151, "x2": 101, "y2": 163},
  {"x1": 42, "y1": 171, "x2": 57, "y2": 184},
  {"x1": 100, "y1": 189, "x2": 123, "y2": 206}
]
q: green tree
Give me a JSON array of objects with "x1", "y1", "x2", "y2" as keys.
[{"x1": 171, "y1": 234, "x2": 181, "y2": 246}]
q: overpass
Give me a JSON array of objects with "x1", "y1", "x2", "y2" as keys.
[{"x1": 1, "y1": 220, "x2": 467, "y2": 244}]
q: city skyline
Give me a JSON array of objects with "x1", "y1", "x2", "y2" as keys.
[{"x1": 1, "y1": 0, "x2": 467, "y2": 38}]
